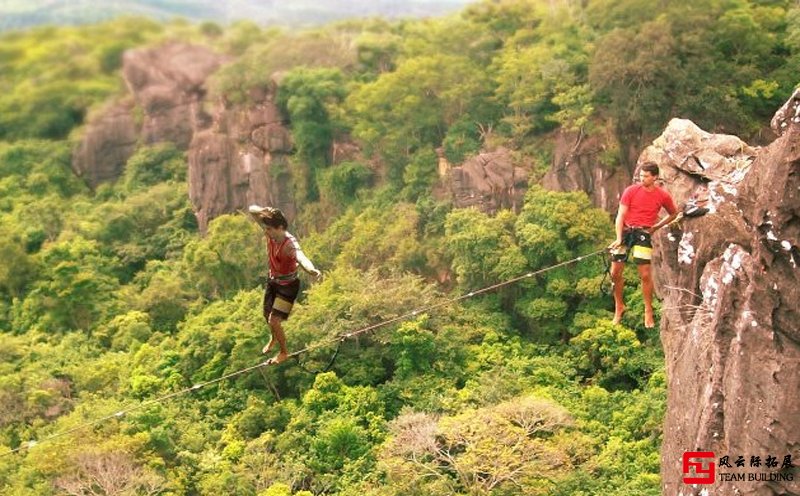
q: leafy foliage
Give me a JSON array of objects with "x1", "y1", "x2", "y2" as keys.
[
  {"x1": 3, "y1": 2, "x2": 795, "y2": 494},
  {"x1": 0, "y1": 18, "x2": 163, "y2": 140},
  {"x1": 346, "y1": 53, "x2": 492, "y2": 177}
]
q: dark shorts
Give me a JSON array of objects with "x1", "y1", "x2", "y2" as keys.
[
  {"x1": 611, "y1": 228, "x2": 653, "y2": 265},
  {"x1": 263, "y1": 278, "x2": 300, "y2": 320}
]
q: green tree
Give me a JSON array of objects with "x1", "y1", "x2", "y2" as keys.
[
  {"x1": 309, "y1": 203, "x2": 427, "y2": 274},
  {"x1": 512, "y1": 186, "x2": 611, "y2": 338},
  {"x1": 0, "y1": 228, "x2": 37, "y2": 299},
  {"x1": 444, "y1": 208, "x2": 527, "y2": 288},
  {"x1": 13, "y1": 236, "x2": 120, "y2": 333},
  {"x1": 515, "y1": 186, "x2": 610, "y2": 267},
  {"x1": 182, "y1": 214, "x2": 266, "y2": 299},
  {"x1": 211, "y1": 31, "x2": 356, "y2": 105},
  {"x1": 383, "y1": 396, "x2": 576, "y2": 495},
  {"x1": 585, "y1": 0, "x2": 657, "y2": 31},
  {"x1": 123, "y1": 260, "x2": 197, "y2": 332},
  {"x1": 277, "y1": 67, "x2": 348, "y2": 202},
  {"x1": 0, "y1": 140, "x2": 85, "y2": 200},
  {"x1": 95, "y1": 310, "x2": 153, "y2": 351},
  {"x1": 318, "y1": 161, "x2": 373, "y2": 206},
  {"x1": 669, "y1": 2, "x2": 790, "y2": 134},
  {"x1": 401, "y1": 147, "x2": 438, "y2": 201},
  {"x1": 589, "y1": 19, "x2": 679, "y2": 142},
  {"x1": 347, "y1": 54, "x2": 491, "y2": 178},
  {"x1": 121, "y1": 143, "x2": 186, "y2": 192},
  {"x1": 442, "y1": 118, "x2": 482, "y2": 164},
  {"x1": 570, "y1": 321, "x2": 648, "y2": 390},
  {"x1": 0, "y1": 19, "x2": 160, "y2": 140},
  {"x1": 354, "y1": 25, "x2": 401, "y2": 75},
  {"x1": 218, "y1": 21, "x2": 267, "y2": 56},
  {"x1": 493, "y1": 32, "x2": 585, "y2": 138},
  {"x1": 278, "y1": 67, "x2": 347, "y2": 165}
]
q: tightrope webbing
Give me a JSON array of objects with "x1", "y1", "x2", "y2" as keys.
[{"x1": 1, "y1": 247, "x2": 605, "y2": 458}]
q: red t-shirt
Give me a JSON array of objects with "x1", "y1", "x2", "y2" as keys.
[
  {"x1": 268, "y1": 232, "x2": 300, "y2": 284},
  {"x1": 620, "y1": 184, "x2": 677, "y2": 227}
]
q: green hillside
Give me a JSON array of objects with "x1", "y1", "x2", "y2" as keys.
[{"x1": 0, "y1": 0, "x2": 797, "y2": 494}]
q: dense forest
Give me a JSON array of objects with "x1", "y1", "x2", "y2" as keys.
[{"x1": 0, "y1": 0, "x2": 797, "y2": 494}]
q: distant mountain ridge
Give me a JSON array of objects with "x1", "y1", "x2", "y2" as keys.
[{"x1": 0, "y1": 0, "x2": 473, "y2": 31}]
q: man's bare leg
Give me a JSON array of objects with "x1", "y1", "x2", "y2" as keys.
[
  {"x1": 266, "y1": 313, "x2": 289, "y2": 364},
  {"x1": 262, "y1": 334, "x2": 276, "y2": 355},
  {"x1": 611, "y1": 261, "x2": 625, "y2": 324},
  {"x1": 638, "y1": 264, "x2": 655, "y2": 328},
  {"x1": 262, "y1": 300, "x2": 276, "y2": 354}
]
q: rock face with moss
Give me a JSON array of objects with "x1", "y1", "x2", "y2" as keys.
[
  {"x1": 71, "y1": 99, "x2": 139, "y2": 187},
  {"x1": 188, "y1": 78, "x2": 296, "y2": 233},
  {"x1": 71, "y1": 42, "x2": 298, "y2": 232},
  {"x1": 122, "y1": 42, "x2": 225, "y2": 148},
  {"x1": 72, "y1": 43, "x2": 225, "y2": 188},
  {"x1": 541, "y1": 129, "x2": 633, "y2": 213},
  {"x1": 643, "y1": 105, "x2": 799, "y2": 495},
  {"x1": 446, "y1": 147, "x2": 529, "y2": 214}
]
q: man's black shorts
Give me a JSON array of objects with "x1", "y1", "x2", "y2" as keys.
[
  {"x1": 263, "y1": 279, "x2": 300, "y2": 320},
  {"x1": 611, "y1": 228, "x2": 653, "y2": 265}
]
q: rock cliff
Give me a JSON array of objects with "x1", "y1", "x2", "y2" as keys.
[
  {"x1": 71, "y1": 99, "x2": 139, "y2": 186},
  {"x1": 446, "y1": 147, "x2": 528, "y2": 214},
  {"x1": 121, "y1": 42, "x2": 223, "y2": 148},
  {"x1": 542, "y1": 129, "x2": 632, "y2": 213},
  {"x1": 188, "y1": 79, "x2": 296, "y2": 232},
  {"x1": 72, "y1": 43, "x2": 226, "y2": 189},
  {"x1": 72, "y1": 42, "x2": 298, "y2": 232},
  {"x1": 642, "y1": 98, "x2": 799, "y2": 495}
]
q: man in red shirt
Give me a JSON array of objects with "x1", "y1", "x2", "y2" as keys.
[
  {"x1": 249, "y1": 205, "x2": 321, "y2": 364},
  {"x1": 608, "y1": 163, "x2": 678, "y2": 328}
]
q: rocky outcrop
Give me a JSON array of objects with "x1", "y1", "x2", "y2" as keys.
[
  {"x1": 72, "y1": 43, "x2": 226, "y2": 188},
  {"x1": 771, "y1": 88, "x2": 800, "y2": 137},
  {"x1": 72, "y1": 42, "x2": 300, "y2": 232},
  {"x1": 122, "y1": 43, "x2": 224, "y2": 147},
  {"x1": 446, "y1": 129, "x2": 630, "y2": 215},
  {"x1": 188, "y1": 82, "x2": 296, "y2": 232},
  {"x1": 541, "y1": 129, "x2": 632, "y2": 213},
  {"x1": 71, "y1": 99, "x2": 138, "y2": 187},
  {"x1": 448, "y1": 147, "x2": 528, "y2": 214},
  {"x1": 644, "y1": 109, "x2": 799, "y2": 494}
]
